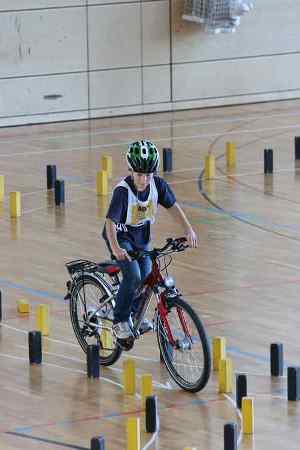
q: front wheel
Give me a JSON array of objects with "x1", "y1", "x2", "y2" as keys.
[{"x1": 156, "y1": 296, "x2": 211, "y2": 392}]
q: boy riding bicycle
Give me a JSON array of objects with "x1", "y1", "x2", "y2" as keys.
[{"x1": 102, "y1": 140, "x2": 197, "y2": 343}]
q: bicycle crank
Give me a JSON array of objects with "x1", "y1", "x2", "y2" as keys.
[{"x1": 117, "y1": 336, "x2": 135, "y2": 351}]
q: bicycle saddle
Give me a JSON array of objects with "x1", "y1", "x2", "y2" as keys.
[{"x1": 97, "y1": 261, "x2": 120, "y2": 275}]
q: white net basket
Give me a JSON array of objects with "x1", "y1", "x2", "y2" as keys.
[{"x1": 182, "y1": 0, "x2": 254, "y2": 33}]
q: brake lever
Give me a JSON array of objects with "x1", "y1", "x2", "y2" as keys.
[{"x1": 175, "y1": 242, "x2": 189, "y2": 252}]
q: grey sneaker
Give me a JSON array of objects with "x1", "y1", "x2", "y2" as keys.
[
  {"x1": 112, "y1": 321, "x2": 133, "y2": 339},
  {"x1": 87, "y1": 306, "x2": 114, "y2": 322},
  {"x1": 138, "y1": 318, "x2": 153, "y2": 335}
]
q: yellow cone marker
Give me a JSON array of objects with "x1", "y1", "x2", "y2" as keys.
[
  {"x1": 101, "y1": 320, "x2": 113, "y2": 356},
  {"x1": 101, "y1": 155, "x2": 112, "y2": 179},
  {"x1": 141, "y1": 373, "x2": 153, "y2": 408},
  {"x1": 17, "y1": 299, "x2": 30, "y2": 314},
  {"x1": 219, "y1": 358, "x2": 233, "y2": 393},
  {"x1": 96, "y1": 195, "x2": 108, "y2": 218},
  {"x1": 213, "y1": 336, "x2": 226, "y2": 371},
  {"x1": 96, "y1": 170, "x2": 108, "y2": 196},
  {"x1": 226, "y1": 142, "x2": 237, "y2": 168},
  {"x1": 242, "y1": 397, "x2": 254, "y2": 434},
  {"x1": 127, "y1": 417, "x2": 140, "y2": 450},
  {"x1": 9, "y1": 192, "x2": 21, "y2": 217},
  {"x1": 204, "y1": 154, "x2": 215, "y2": 179},
  {"x1": 0, "y1": 176, "x2": 4, "y2": 202},
  {"x1": 36, "y1": 304, "x2": 50, "y2": 336},
  {"x1": 123, "y1": 359, "x2": 136, "y2": 395}
]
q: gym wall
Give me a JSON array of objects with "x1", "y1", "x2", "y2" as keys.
[{"x1": 0, "y1": 0, "x2": 299, "y2": 127}]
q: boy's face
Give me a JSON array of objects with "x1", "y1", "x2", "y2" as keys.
[{"x1": 132, "y1": 171, "x2": 152, "y2": 191}]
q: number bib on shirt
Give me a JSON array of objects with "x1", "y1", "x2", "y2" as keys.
[{"x1": 114, "y1": 178, "x2": 158, "y2": 227}]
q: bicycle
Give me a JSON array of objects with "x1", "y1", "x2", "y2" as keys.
[{"x1": 65, "y1": 237, "x2": 211, "y2": 392}]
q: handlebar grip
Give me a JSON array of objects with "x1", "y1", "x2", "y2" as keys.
[
  {"x1": 171, "y1": 237, "x2": 188, "y2": 252},
  {"x1": 176, "y1": 236, "x2": 187, "y2": 243}
]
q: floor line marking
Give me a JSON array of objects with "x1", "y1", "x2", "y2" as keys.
[
  {"x1": 5, "y1": 432, "x2": 88, "y2": 450},
  {"x1": 1, "y1": 122, "x2": 300, "y2": 158},
  {"x1": 223, "y1": 394, "x2": 243, "y2": 448},
  {"x1": 14, "y1": 344, "x2": 171, "y2": 391},
  {"x1": 0, "y1": 278, "x2": 63, "y2": 302},
  {"x1": 0, "y1": 350, "x2": 124, "y2": 389},
  {"x1": 3, "y1": 107, "x2": 299, "y2": 145},
  {"x1": 9, "y1": 396, "x2": 219, "y2": 437},
  {"x1": 1, "y1": 322, "x2": 84, "y2": 347}
]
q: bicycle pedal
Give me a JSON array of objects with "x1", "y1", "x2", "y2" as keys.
[
  {"x1": 117, "y1": 336, "x2": 135, "y2": 351},
  {"x1": 138, "y1": 323, "x2": 153, "y2": 336}
]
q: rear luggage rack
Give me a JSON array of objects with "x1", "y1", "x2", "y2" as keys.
[
  {"x1": 65, "y1": 260, "x2": 99, "y2": 275},
  {"x1": 66, "y1": 259, "x2": 120, "y2": 276}
]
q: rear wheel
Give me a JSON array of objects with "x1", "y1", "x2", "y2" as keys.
[
  {"x1": 157, "y1": 296, "x2": 211, "y2": 392},
  {"x1": 69, "y1": 274, "x2": 122, "y2": 366}
]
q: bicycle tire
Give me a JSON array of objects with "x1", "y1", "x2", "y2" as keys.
[
  {"x1": 156, "y1": 296, "x2": 211, "y2": 392},
  {"x1": 70, "y1": 274, "x2": 122, "y2": 366}
]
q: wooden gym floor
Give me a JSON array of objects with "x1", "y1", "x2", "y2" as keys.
[{"x1": 1, "y1": 99, "x2": 300, "y2": 449}]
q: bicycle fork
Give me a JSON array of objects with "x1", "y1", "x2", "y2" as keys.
[{"x1": 157, "y1": 296, "x2": 192, "y2": 351}]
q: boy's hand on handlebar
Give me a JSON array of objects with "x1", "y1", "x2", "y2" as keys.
[
  {"x1": 113, "y1": 247, "x2": 132, "y2": 261},
  {"x1": 185, "y1": 228, "x2": 198, "y2": 248}
]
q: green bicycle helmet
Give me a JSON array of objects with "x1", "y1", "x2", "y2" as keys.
[{"x1": 126, "y1": 140, "x2": 160, "y2": 174}]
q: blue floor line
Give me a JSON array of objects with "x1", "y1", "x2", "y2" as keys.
[
  {"x1": 227, "y1": 345, "x2": 298, "y2": 369},
  {"x1": 227, "y1": 345, "x2": 270, "y2": 364},
  {"x1": 0, "y1": 277, "x2": 63, "y2": 302},
  {"x1": 5, "y1": 432, "x2": 89, "y2": 449}
]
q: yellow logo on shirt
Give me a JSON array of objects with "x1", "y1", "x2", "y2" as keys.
[{"x1": 131, "y1": 200, "x2": 155, "y2": 225}]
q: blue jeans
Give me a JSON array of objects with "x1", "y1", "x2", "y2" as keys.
[{"x1": 114, "y1": 240, "x2": 152, "y2": 323}]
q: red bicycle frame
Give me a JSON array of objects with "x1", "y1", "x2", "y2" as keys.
[{"x1": 142, "y1": 255, "x2": 191, "y2": 346}]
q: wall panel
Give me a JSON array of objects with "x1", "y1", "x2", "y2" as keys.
[
  {"x1": 173, "y1": 54, "x2": 300, "y2": 101},
  {"x1": 142, "y1": 1, "x2": 170, "y2": 66},
  {"x1": 173, "y1": 0, "x2": 300, "y2": 63},
  {"x1": 0, "y1": 73, "x2": 88, "y2": 117},
  {"x1": 0, "y1": 1, "x2": 84, "y2": 11},
  {"x1": 143, "y1": 66, "x2": 170, "y2": 104},
  {"x1": 88, "y1": 4, "x2": 141, "y2": 70},
  {"x1": 88, "y1": 0, "x2": 136, "y2": 5},
  {"x1": 0, "y1": 8, "x2": 86, "y2": 77},
  {"x1": 89, "y1": 68, "x2": 142, "y2": 109}
]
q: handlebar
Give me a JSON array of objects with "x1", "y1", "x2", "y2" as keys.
[
  {"x1": 128, "y1": 237, "x2": 188, "y2": 260},
  {"x1": 65, "y1": 238, "x2": 188, "y2": 276}
]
